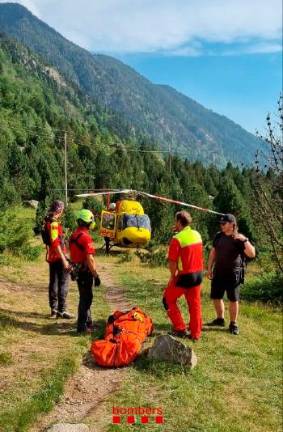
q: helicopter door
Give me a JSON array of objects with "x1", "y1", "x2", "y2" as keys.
[
  {"x1": 117, "y1": 215, "x2": 124, "y2": 231},
  {"x1": 99, "y1": 211, "x2": 116, "y2": 239}
]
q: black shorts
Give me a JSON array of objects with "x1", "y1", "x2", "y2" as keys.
[{"x1": 211, "y1": 271, "x2": 241, "y2": 302}]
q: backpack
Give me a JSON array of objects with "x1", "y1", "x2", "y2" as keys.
[
  {"x1": 69, "y1": 232, "x2": 85, "y2": 252},
  {"x1": 91, "y1": 307, "x2": 153, "y2": 368},
  {"x1": 41, "y1": 218, "x2": 51, "y2": 246}
]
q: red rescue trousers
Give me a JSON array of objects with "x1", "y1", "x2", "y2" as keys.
[{"x1": 163, "y1": 278, "x2": 202, "y2": 339}]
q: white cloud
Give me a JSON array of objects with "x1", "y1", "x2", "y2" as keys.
[
  {"x1": 169, "y1": 45, "x2": 203, "y2": 57},
  {"x1": 222, "y1": 42, "x2": 282, "y2": 56},
  {"x1": 0, "y1": 0, "x2": 282, "y2": 55},
  {"x1": 240, "y1": 42, "x2": 282, "y2": 55}
]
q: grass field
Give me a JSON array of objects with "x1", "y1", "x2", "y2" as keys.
[
  {"x1": 91, "y1": 257, "x2": 282, "y2": 432},
  {"x1": 0, "y1": 250, "x2": 109, "y2": 432},
  {"x1": 0, "y1": 248, "x2": 282, "y2": 432}
]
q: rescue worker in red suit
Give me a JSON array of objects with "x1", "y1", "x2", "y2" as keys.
[
  {"x1": 45, "y1": 200, "x2": 72, "y2": 319},
  {"x1": 69, "y1": 209, "x2": 101, "y2": 333},
  {"x1": 163, "y1": 211, "x2": 203, "y2": 340}
]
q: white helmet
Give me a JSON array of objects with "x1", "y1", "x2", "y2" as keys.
[{"x1": 109, "y1": 202, "x2": 116, "y2": 211}]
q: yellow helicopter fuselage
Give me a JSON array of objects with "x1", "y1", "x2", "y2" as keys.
[{"x1": 99, "y1": 199, "x2": 151, "y2": 247}]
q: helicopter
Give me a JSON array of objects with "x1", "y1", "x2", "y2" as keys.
[{"x1": 76, "y1": 189, "x2": 223, "y2": 253}]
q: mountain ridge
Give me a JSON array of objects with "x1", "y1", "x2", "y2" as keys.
[{"x1": 0, "y1": 2, "x2": 264, "y2": 166}]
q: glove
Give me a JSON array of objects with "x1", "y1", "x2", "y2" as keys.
[{"x1": 94, "y1": 275, "x2": 101, "y2": 286}]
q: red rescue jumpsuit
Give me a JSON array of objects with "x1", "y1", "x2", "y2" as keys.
[
  {"x1": 163, "y1": 226, "x2": 203, "y2": 340},
  {"x1": 69, "y1": 227, "x2": 96, "y2": 333}
]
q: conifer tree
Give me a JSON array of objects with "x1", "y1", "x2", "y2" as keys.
[{"x1": 252, "y1": 96, "x2": 283, "y2": 271}]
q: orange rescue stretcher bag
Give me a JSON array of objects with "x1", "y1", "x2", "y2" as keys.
[{"x1": 91, "y1": 307, "x2": 153, "y2": 367}]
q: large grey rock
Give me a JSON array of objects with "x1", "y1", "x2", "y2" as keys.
[
  {"x1": 47, "y1": 424, "x2": 90, "y2": 432},
  {"x1": 147, "y1": 335, "x2": 197, "y2": 368}
]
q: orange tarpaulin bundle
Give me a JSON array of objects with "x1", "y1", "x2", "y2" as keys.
[{"x1": 91, "y1": 307, "x2": 153, "y2": 367}]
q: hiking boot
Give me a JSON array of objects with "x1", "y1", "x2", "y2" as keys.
[
  {"x1": 50, "y1": 309, "x2": 57, "y2": 319},
  {"x1": 206, "y1": 318, "x2": 225, "y2": 327},
  {"x1": 229, "y1": 322, "x2": 239, "y2": 335},
  {"x1": 56, "y1": 311, "x2": 74, "y2": 319},
  {"x1": 168, "y1": 329, "x2": 190, "y2": 338}
]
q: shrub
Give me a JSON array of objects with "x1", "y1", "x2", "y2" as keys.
[
  {"x1": 34, "y1": 198, "x2": 50, "y2": 235},
  {"x1": 135, "y1": 247, "x2": 167, "y2": 267},
  {"x1": 241, "y1": 272, "x2": 283, "y2": 304},
  {"x1": 119, "y1": 252, "x2": 133, "y2": 263},
  {"x1": 19, "y1": 244, "x2": 42, "y2": 261},
  {"x1": 83, "y1": 197, "x2": 103, "y2": 216},
  {"x1": 63, "y1": 206, "x2": 77, "y2": 235},
  {"x1": 0, "y1": 208, "x2": 40, "y2": 260}
]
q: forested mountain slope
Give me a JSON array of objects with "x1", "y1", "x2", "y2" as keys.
[
  {"x1": 0, "y1": 33, "x2": 263, "y2": 244},
  {"x1": 0, "y1": 2, "x2": 264, "y2": 166}
]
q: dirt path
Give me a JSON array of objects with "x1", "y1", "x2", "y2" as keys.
[{"x1": 31, "y1": 262, "x2": 134, "y2": 432}]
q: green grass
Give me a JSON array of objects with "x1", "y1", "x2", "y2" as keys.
[
  {"x1": 0, "y1": 351, "x2": 13, "y2": 366},
  {"x1": 0, "y1": 250, "x2": 110, "y2": 432},
  {"x1": 90, "y1": 261, "x2": 283, "y2": 432},
  {"x1": 0, "y1": 201, "x2": 282, "y2": 432},
  {"x1": 0, "y1": 203, "x2": 108, "y2": 431},
  {"x1": 0, "y1": 356, "x2": 77, "y2": 432}
]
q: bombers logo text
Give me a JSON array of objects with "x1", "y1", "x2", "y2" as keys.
[{"x1": 112, "y1": 406, "x2": 164, "y2": 425}]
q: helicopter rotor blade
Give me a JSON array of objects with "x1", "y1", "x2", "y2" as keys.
[
  {"x1": 137, "y1": 191, "x2": 224, "y2": 216},
  {"x1": 76, "y1": 189, "x2": 136, "y2": 198},
  {"x1": 76, "y1": 189, "x2": 224, "y2": 216}
]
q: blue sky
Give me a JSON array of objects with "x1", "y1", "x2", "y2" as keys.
[
  {"x1": 117, "y1": 51, "x2": 282, "y2": 133},
  {"x1": 1, "y1": 0, "x2": 282, "y2": 133}
]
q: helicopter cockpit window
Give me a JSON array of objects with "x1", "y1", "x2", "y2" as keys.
[
  {"x1": 101, "y1": 212, "x2": 116, "y2": 230},
  {"x1": 123, "y1": 214, "x2": 151, "y2": 231}
]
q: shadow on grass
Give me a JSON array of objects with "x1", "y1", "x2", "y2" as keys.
[
  {"x1": 82, "y1": 350, "x2": 95, "y2": 368},
  {"x1": 90, "y1": 319, "x2": 106, "y2": 339},
  {"x1": 95, "y1": 247, "x2": 127, "y2": 257},
  {"x1": 151, "y1": 317, "x2": 229, "y2": 334},
  {"x1": 0, "y1": 308, "x2": 110, "y2": 338},
  {"x1": 0, "y1": 309, "x2": 49, "y2": 319},
  {"x1": 133, "y1": 352, "x2": 192, "y2": 377},
  {"x1": 82, "y1": 350, "x2": 111, "y2": 371},
  {"x1": 0, "y1": 308, "x2": 75, "y2": 336},
  {"x1": 202, "y1": 325, "x2": 228, "y2": 333},
  {"x1": 150, "y1": 322, "x2": 171, "y2": 337}
]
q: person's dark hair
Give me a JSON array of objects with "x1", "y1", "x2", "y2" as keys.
[
  {"x1": 77, "y1": 219, "x2": 92, "y2": 228},
  {"x1": 175, "y1": 210, "x2": 192, "y2": 227},
  {"x1": 232, "y1": 222, "x2": 239, "y2": 235},
  {"x1": 48, "y1": 200, "x2": 64, "y2": 216}
]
